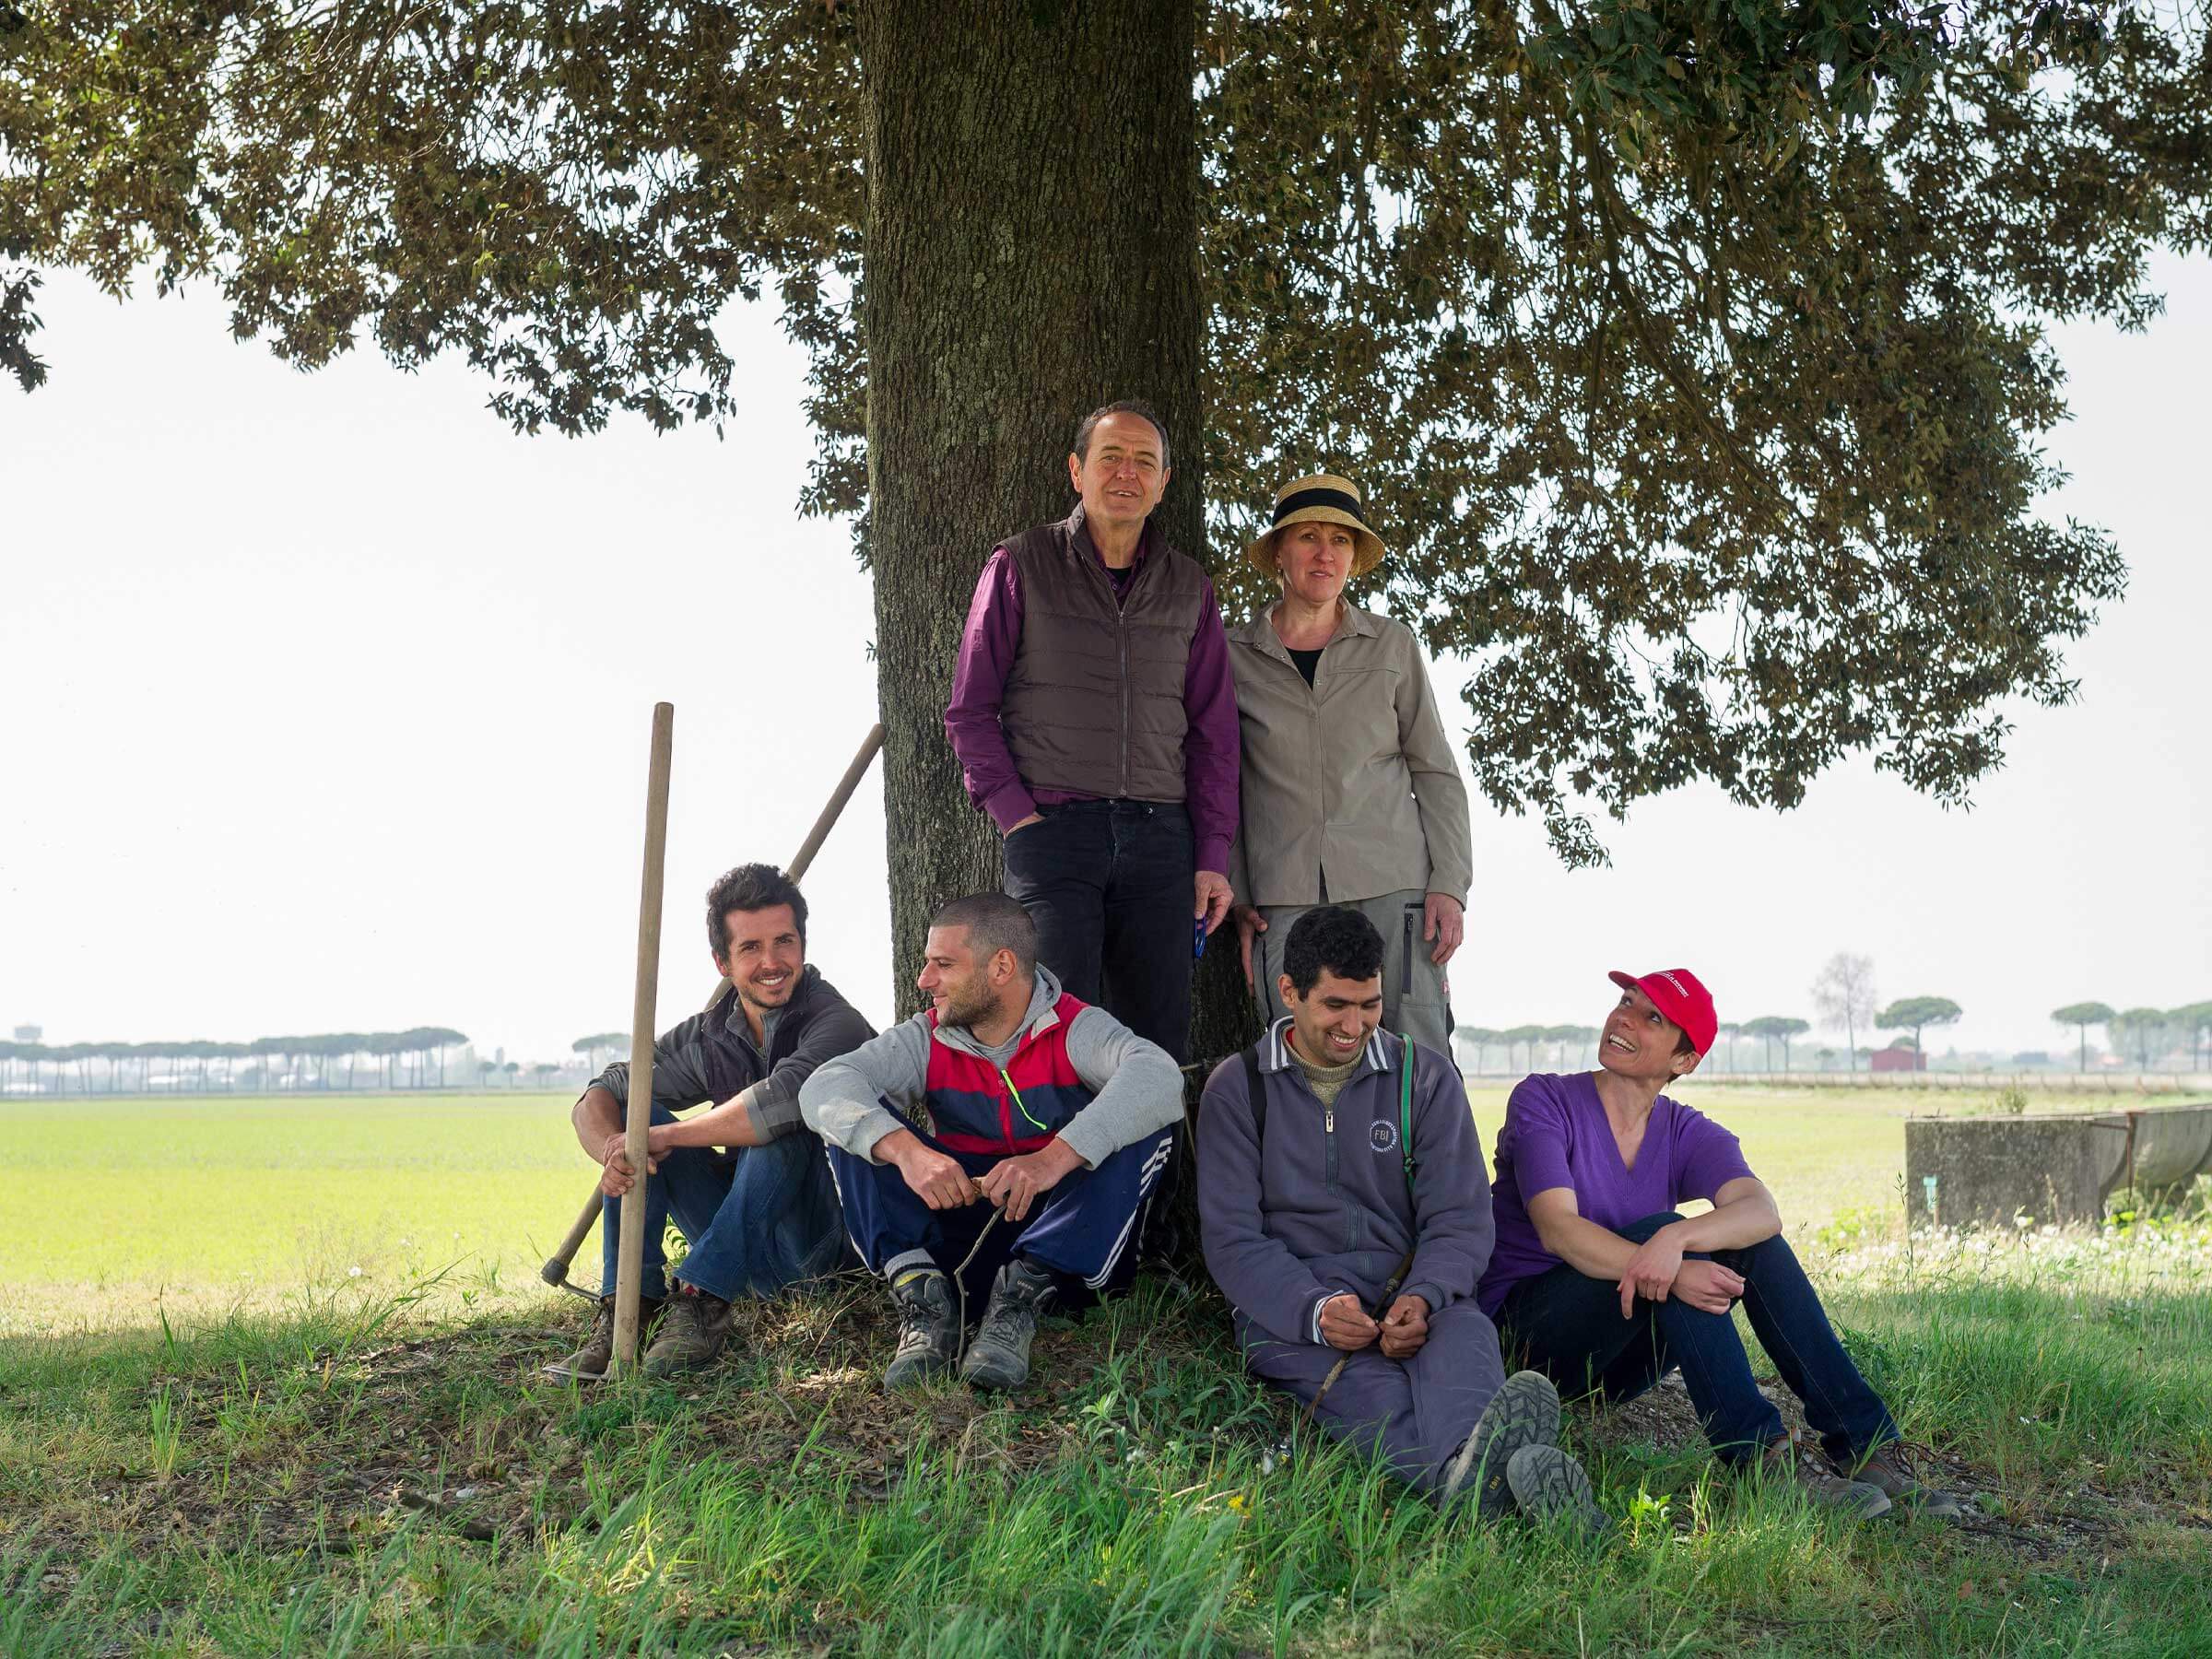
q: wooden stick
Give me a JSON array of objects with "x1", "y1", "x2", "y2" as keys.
[
  {"x1": 700, "y1": 722, "x2": 887, "y2": 1011},
  {"x1": 609, "y1": 700, "x2": 675, "y2": 1373},
  {"x1": 539, "y1": 1189, "x2": 604, "y2": 1295}
]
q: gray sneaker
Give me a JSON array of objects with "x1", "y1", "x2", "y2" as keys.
[
  {"x1": 1440, "y1": 1370, "x2": 1562, "y2": 1519},
  {"x1": 960, "y1": 1256, "x2": 1057, "y2": 1391},
  {"x1": 1505, "y1": 1444, "x2": 1614, "y2": 1538},
  {"x1": 543, "y1": 1295, "x2": 664, "y2": 1382},
  {"x1": 1851, "y1": 1442, "x2": 1965, "y2": 1519},
  {"x1": 1756, "y1": 1432, "x2": 1891, "y2": 1521},
  {"x1": 885, "y1": 1268, "x2": 960, "y2": 1390},
  {"x1": 641, "y1": 1286, "x2": 735, "y2": 1378}
]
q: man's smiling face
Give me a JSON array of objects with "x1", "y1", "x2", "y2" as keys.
[
  {"x1": 717, "y1": 903, "x2": 805, "y2": 1018},
  {"x1": 1282, "y1": 968, "x2": 1383, "y2": 1066},
  {"x1": 1066, "y1": 410, "x2": 1168, "y2": 533}
]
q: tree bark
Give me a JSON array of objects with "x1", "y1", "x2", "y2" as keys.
[{"x1": 857, "y1": 0, "x2": 1206, "y2": 1022}]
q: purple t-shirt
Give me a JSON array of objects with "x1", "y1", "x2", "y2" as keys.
[{"x1": 1477, "y1": 1072, "x2": 1755, "y2": 1317}]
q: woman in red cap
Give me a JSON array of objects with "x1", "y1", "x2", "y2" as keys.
[{"x1": 1475, "y1": 969, "x2": 1960, "y2": 1521}]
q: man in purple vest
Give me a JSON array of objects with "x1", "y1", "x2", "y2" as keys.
[{"x1": 945, "y1": 400, "x2": 1240, "y2": 1063}]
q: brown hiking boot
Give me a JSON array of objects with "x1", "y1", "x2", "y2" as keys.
[
  {"x1": 544, "y1": 1295, "x2": 664, "y2": 1382},
  {"x1": 641, "y1": 1285, "x2": 735, "y2": 1378},
  {"x1": 1754, "y1": 1432, "x2": 1891, "y2": 1521},
  {"x1": 1851, "y1": 1441, "x2": 1965, "y2": 1519}
]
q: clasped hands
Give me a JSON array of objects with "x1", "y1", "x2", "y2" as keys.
[
  {"x1": 886, "y1": 1135, "x2": 1085, "y2": 1222},
  {"x1": 1318, "y1": 1290, "x2": 1430, "y2": 1359},
  {"x1": 1616, "y1": 1222, "x2": 1744, "y2": 1317}
]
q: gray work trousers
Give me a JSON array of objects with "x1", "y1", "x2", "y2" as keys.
[
  {"x1": 1247, "y1": 888, "x2": 1453, "y2": 1056},
  {"x1": 1241, "y1": 1300, "x2": 1508, "y2": 1495}
]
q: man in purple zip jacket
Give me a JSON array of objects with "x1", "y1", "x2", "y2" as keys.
[{"x1": 945, "y1": 399, "x2": 1239, "y2": 1063}]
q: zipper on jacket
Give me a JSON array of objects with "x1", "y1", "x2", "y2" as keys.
[
  {"x1": 1116, "y1": 617, "x2": 1131, "y2": 797},
  {"x1": 997, "y1": 1065, "x2": 1049, "y2": 1153}
]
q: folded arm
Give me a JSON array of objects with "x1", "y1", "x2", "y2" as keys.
[
  {"x1": 797, "y1": 1018, "x2": 933, "y2": 1161},
  {"x1": 1195, "y1": 1062, "x2": 1336, "y2": 1346},
  {"x1": 1053, "y1": 1005, "x2": 1186, "y2": 1168}
]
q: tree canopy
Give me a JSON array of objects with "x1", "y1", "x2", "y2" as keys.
[
  {"x1": 1876, "y1": 995, "x2": 1964, "y2": 1051},
  {"x1": 1741, "y1": 1013, "x2": 1812, "y2": 1068},
  {"x1": 8, "y1": 0, "x2": 2206, "y2": 868},
  {"x1": 2049, "y1": 999, "x2": 2115, "y2": 1072}
]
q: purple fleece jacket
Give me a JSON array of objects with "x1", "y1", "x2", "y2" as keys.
[
  {"x1": 944, "y1": 521, "x2": 1240, "y2": 876},
  {"x1": 1197, "y1": 1020, "x2": 1495, "y2": 1349}
]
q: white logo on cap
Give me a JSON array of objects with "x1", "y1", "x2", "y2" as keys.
[{"x1": 1660, "y1": 971, "x2": 1688, "y2": 996}]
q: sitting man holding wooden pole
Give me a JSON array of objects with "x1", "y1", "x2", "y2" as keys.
[
  {"x1": 799, "y1": 892, "x2": 1182, "y2": 1392},
  {"x1": 1197, "y1": 906, "x2": 1607, "y2": 1530},
  {"x1": 549, "y1": 863, "x2": 875, "y2": 1381}
]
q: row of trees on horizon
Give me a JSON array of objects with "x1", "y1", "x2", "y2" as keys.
[
  {"x1": 0, "y1": 1029, "x2": 470, "y2": 1095},
  {"x1": 1461, "y1": 953, "x2": 2212, "y2": 1076}
]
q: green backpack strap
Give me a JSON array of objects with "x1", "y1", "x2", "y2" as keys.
[{"x1": 1398, "y1": 1035, "x2": 1418, "y2": 1205}]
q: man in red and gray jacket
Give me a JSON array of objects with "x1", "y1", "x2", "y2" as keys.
[
  {"x1": 800, "y1": 892, "x2": 1183, "y2": 1393},
  {"x1": 944, "y1": 399, "x2": 1239, "y2": 1063}
]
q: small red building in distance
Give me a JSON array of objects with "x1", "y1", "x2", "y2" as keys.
[{"x1": 1870, "y1": 1045, "x2": 1926, "y2": 1074}]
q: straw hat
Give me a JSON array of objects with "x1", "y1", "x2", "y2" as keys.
[{"x1": 1243, "y1": 473, "x2": 1387, "y2": 579}]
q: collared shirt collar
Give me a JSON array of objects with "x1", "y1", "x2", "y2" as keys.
[
  {"x1": 1229, "y1": 599, "x2": 1380, "y2": 659},
  {"x1": 1066, "y1": 502, "x2": 1157, "y2": 573},
  {"x1": 717, "y1": 964, "x2": 818, "y2": 1055},
  {"x1": 1259, "y1": 1013, "x2": 1393, "y2": 1077}
]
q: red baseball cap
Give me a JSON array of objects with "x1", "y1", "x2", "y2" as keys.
[{"x1": 1607, "y1": 968, "x2": 1718, "y2": 1056}]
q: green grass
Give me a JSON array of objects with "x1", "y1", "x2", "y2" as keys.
[
  {"x1": 4, "y1": 1085, "x2": 2208, "y2": 1653},
  {"x1": 0, "y1": 1093, "x2": 584, "y2": 1333}
]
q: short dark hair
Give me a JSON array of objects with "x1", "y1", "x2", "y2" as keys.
[
  {"x1": 705, "y1": 863, "x2": 806, "y2": 962},
  {"x1": 931, "y1": 891, "x2": 1037, "y2": 979},
  {"x1": 1282, "y1": 906, "x2": 1384, "y2": 998},
  {"x1": 1072, "y1": 399, "x2": 1171, "y2": 470}
]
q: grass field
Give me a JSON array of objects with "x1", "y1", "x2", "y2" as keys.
[
  {"x1": 4, "y1": 1084, "x2": 2209, "y2": 1654},
  {"x1": 0, "y1": 1079, "x2": 2107, "y2": 1334}
]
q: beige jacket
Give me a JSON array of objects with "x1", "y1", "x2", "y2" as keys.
[{"x1": 1225, "y1": 602, "x2": 1473, "y2": 909}]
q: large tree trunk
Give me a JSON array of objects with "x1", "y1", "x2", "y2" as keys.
[{"x1": 858, "y1": 0, "x2": 1214, "y2": 1026}]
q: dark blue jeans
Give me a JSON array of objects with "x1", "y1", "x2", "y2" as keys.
[
  {"x1": 1001, "y1": 798, "x2": 1194, "y2": 1062},
  {"x1": 599, "y1": 1103, "x2": 847, "y2": 1302},
  {"x1": 1499, "y1": 1211, "x2": 1899, "y2": 1466}
]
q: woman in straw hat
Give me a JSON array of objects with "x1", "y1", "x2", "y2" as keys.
[{"x1": 1223, "y1": 475, "x2": 1473, "y2": 1056}]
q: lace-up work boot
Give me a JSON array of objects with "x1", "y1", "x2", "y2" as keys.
[
  {"x1": 544, "y1": 1295, "x2": 664, "y2": 1382},
  {"x1": 959, "y1": 1256, "x2": 1058, "y2": 1391},
  {"x1": 1852, "y1": 1442, "x2": 1965, "y2": 1519},
  {"x1": 1756, "y1": 1432, "x2": 1891, "y2": 1521},
  {"x1": 885, "y1": 1267, "x2": 960, "y2": 1390},
  {"x1": 642, "y1": 1285, "x2": 735, "y2": 1378},
  {"x1": 1440, "y1": 1370, "x2": 1562, "y2": 1519},
  {"x1": 1505, "y1": 1443, "x2": 1614, "y2": 1539}
]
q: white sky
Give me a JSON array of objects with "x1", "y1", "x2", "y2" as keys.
[{"x1": 3, "y1": 260, "x2": 2206, "y2": 1065}]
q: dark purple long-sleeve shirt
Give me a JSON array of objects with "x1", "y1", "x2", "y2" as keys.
[{"x1": 945, "y1": 525, "x2": 1241, "y2": 875}]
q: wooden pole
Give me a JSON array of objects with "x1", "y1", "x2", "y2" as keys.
[
  {"x1": 700, "y1": 723, "x2": 887, "y2": 1011},
  {"x1": 609, "y1": 700, "x2": 675, "y2": 1373}
]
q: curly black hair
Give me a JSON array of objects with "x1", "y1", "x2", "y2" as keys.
[
  {"x1": 705, "y1": 863, "x2": 806, "y2": 962},
  {"x1": 1281, "y1": 905, "x2": 1383, "y2": 997}
]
